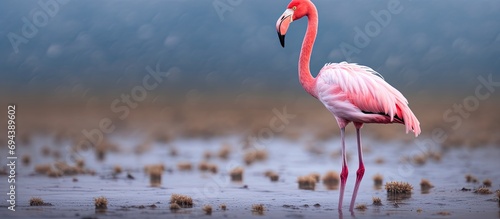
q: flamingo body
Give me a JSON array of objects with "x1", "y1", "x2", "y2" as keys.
[
  {"x1": 315, "y1": 62, "x2": 420, "y2": 135},
  {"x1": 275, "y1": 0, "x2": 421, "y2": 213}
]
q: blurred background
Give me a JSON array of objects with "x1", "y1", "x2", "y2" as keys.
[
  {"x1": 1, "y1": 2, "x2": 499, "y2": 217},
  {"x1": 1, "y1": 0, "x2": 499, "y2": 147}
]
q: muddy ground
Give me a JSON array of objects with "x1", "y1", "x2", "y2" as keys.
[{"x1": 1, "y1": 135, "x2": 499, "y2": 219}]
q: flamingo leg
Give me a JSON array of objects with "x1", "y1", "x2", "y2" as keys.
[
  {"x1": 338, "y1": 127, "x2": 348, "y2": 212},
  {"x1": 349, "y1": 127, "x2": 365, "y2": 212}
]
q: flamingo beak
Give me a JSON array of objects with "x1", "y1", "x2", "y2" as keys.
[{"x1": 276, "y1": 9, "x2": 294, "y2": 47}]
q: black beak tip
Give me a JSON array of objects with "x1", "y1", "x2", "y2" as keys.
[{"x1": 278, "y1": 32, "x2": 285, "y2": 48}]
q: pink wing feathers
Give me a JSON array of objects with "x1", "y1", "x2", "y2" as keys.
[{"x1": 316, "y1": 62, "x2": 421, "y2": 136}]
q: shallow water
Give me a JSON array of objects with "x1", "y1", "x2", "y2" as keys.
[{"x1": 1, "y1": 135, "x2": 499, "y2": 219}]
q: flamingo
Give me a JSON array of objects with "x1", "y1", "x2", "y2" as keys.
[{"x1": 276, "y1": 0, "x2": 421, "y2": 212}]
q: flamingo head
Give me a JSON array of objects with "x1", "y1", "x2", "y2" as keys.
[{"x1": 276, "y1": 0, "x2": 309, "y2": 47}]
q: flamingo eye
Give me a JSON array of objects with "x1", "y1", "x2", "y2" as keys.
[{"x1": 292, "y1": 6, "x2": 297, "y2": 11}]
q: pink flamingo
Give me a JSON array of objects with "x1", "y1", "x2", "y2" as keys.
[{"x1": 276, "y1": 0, "x2": 421, "y2": 212}]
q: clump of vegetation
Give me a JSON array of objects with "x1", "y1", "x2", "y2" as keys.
[
  {"x1": 47, "y1": 169, "x2": 63, "y2": 178},
  {"x1": 252, "y1": 204, "x2": 265, "y2": 215},
  {"x1": 373, "y1": 174, "x2": 383, "y2": 186},
  {"x1": 308, "y1": 172, "x2": 321, "y2": 183},
  {"x1": 372, "y1": 197, "x2": 382, "y2": 206},
  {"x1": 149, "y1": 167, "x2": 162, "y2": 187},
  {"x1": 54, "y1": 161, "x2": 79, "y2": 175},
  {"x1": 264, "y1": 170, "x2": 280, "y2": 182},
  {"x1": 420, "y1": 179, "x2": 434, "y2": 190},
  {"x1": 230, "y1": 167, "x2": 244, "y2": 182},
  {"x1": 95, "y1": 146, "x2": 106, "y2": 161},
  {"x1": 264, "y1": 170, "x2": 274, "y2": 177},
  {"x1": 203, "y1": 205, "x2": 212, "y2": 215},
  {"x1": 113, "y1": 165, "x2": 122, "y2": 174},
  {"x1": 29, "y1": 197, "x2": 52, "y2": 206},
  {"x1": 198, "y1": 162, "x2": 218, "y2": 174},
  {"x1": 34, "y1": 164, "x2": 52, "y2": 174},
  {"x1": 170, "y1": 203, "x2": 181, "y2": 210},
  {"x1": 474, "y1": 187, "x2": 492, "y2": 195},
  {"x1": 34, "y1": 161, "x2": 95, "y2": 178},
  {"x1": 244, "y1": 150, "x2": 268, "y2": 165},
  {"x1": 30, "y1": 197, "x2": 44, "y2": 206},
  {"x1": 177, "y1": 162, "x2": 192, "y2": 171},
  {"x1": 322, "y1": 171, "x2": 339, "y2": 189},
  {"x1": 75, "y1": 159, "x2": 85, "y2": 168},
  {"x1": 465, "y1": 174, "x2": 478, "y2": 183},
  {"x1": 94, "y1": 196, "x2": 108, "y2": 209},
  {"x1": 298, "y1": 175, "x2": 316, "y2": 190},
  {"x1": 218, "y1": 144, "x2": 231, "y2": 159},
  {"x1": 428, "y1": 151, "x2": 442, "y2": 161},
  {"x1": 208, "y1": 164, "x2": 217, "y2": 174},
  {"x1": 436, "y1": 211, "x2": 451, "y2": 216},
  {"x1": 170, "y1": 194, "x2": 193, "y2": 208},
  {"x1": 355, "y1": 204, "x2": 367, "y2": 211},
  {"x1": 374, "y1": 157, "x2": 385, "y2": 164},
  {"x1": 385, "y1": 181, "x2": 413, "y2": 194},
  {"x1": 198, "y1": 161, "x2": 209, "y2": 171},
  {"x1": 269, "y1": 172, "x2": 279, "y2": 182},
  {"x1": 244, "y1": 151, "x2": 256, "y2": 165},
  {"x1": 483, "y1": 179, "x2": 492, "y2": 187},
  {"x1": 412, "y1": 155, "x2": 427, "y2": 165},
  {"x1": 220, "y1": 203, "x2": 227, "y2": 210},
  {"x1": 255, "y1": 150, "x2": 268, "y2": 161}
]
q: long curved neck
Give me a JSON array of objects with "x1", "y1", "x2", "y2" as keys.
[{"x1": 299, "y1": 4, "x2": 318, "y2": 98}]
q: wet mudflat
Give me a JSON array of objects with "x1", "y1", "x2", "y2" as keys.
[{"x1": 1, "y1": 135, "x2": 499, "y2": 219}]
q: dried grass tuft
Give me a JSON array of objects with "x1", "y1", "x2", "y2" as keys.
[
  {"x1": 252, "y1": 204, "x2": 265, "y2": 215},
  {"x1": 474, "y1": 187, "x2": 492, "y2": 195},
  {"x1": 170, "y1": 194, "x2": 193, "y2": 208},
  {"x1": 355, "y1": 204, "x2": 367, "y2": 211},
  {"x1": 385, "y1": 181, "x2": 413, "y2": 194},
  {"x1": 372, "y1": 197, "x2": 382, "y2": 206},
  {"x1": 298, "y1": 175, "x2": 316, "y2": 190},
  {"x1": 94, "y1": 196, "x2": 108, "y2": 209},
  {"x1": 203, "y1": 205, "x2": 212, "y2": 215},
  {"x1": 322, "y1": 171, "x2": 339, "y2": 189},
  {"x1": 230, "y1": 167, "x2": 244, "y2": 182},
  {"x1": 420, "y1": 179, "x2": 434, "y2": 190}
]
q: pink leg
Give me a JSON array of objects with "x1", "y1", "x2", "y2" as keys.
[
  {"x1": 349, "y1": 127, "x2": 365, "y2": 212},
  {"x1": 338, "y1": 127, "x2": 348, "y2": 212}
]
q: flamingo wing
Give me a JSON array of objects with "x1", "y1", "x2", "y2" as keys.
[{"x1": 315, "y1": 62, "x2": 421, "y2": 136}]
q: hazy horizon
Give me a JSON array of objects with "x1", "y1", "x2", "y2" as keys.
[{"x1": 1, "y1": 0, "x2": 500, "y2": 104}]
